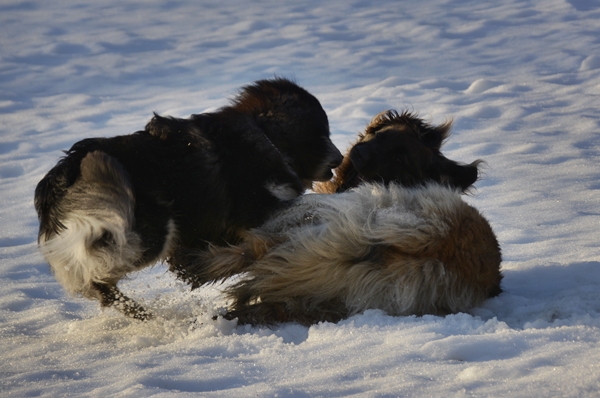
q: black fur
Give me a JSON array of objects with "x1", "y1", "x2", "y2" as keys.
[
  {"x1": 315, "y1": 110, "x2": 482, "y2": 194},
  {"x1": 34, "y1": 78, "x2": 343, "y2": 319}
]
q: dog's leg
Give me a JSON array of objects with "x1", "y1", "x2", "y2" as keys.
[
  {"x1": 167, "y1": 256, "x2": 208, "y2": 290},
  {"x1": 168, "y1": 245, "x2": 259, "y2": 289},
  {"x1": 223, "y1": 300, "x2": 347, "y2": 326},
  {"x1": 222, "y1": 302, "x2": 288, "y2": 325},
  {"x1": 91, "y1": 282, "x2": 153, "y2": 321},
  {"x1": 225, "y1": 276, "x2": 347, "y2": 325},
  {"x1": 169, "y1": 232, "x2": 284, "y2": 289}
]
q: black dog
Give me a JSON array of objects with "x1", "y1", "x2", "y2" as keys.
[{"x1": 34, "y1": 78, "x2": 343, "y2": 320}]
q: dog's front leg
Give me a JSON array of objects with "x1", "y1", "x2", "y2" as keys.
[{"x1": 91, "y1": 282, "x2": 153, "y2": 321}]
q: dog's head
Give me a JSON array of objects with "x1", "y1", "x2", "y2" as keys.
[
  {"x1": 231, "y1": 78, "x2": 343, "y2": 187},
  {"x1": 332, "y1": 110, "x2": 482, "y2": 193}
]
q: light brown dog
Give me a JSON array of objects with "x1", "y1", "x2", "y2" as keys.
[{"x1": 198, "y1": 183, "x2": 502, "y2": 325}]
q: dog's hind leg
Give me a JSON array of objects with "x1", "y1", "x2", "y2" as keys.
[
  {"x1": 168, "y1": 231, "x2": 284, "y2": 289},
  {"x1": 168, "y1": 245, "x2": 257, "y2": 289},
  {"x1": 91, "y1": 282, "x2": 153, "y2": 321}
]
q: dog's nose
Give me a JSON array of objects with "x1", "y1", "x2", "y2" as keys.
[{"x1": 329, "y1": 150, "x2": 344, "y2": 169}]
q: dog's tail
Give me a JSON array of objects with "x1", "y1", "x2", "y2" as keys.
[{"x1": 37, "y1": 151, "x2": 145, "y2": 305}]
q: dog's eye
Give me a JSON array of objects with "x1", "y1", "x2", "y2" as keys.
[{"x1": 94, "y1": 230, "x2": 116, "y2": 248}]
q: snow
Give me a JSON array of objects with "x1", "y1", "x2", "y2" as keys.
[{"x1": 2, "y1": 0, "x2": 600, "y2": 396}]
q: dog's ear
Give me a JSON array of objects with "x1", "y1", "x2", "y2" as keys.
[
  {"x1": 35, "y1": 150, "x2": 84, "y2": 241},
  {"x1": 35, "y1": 175, "x2": 68, "y2": 241},
  {"x1": 80, "y1": 151, "x2": 131, "y2": 189},
  {"x1": 78, "y1": 151, "x2": 135, "y2": 216},
  {"x1": 363, "y1": 110, "x2": 399, "y2": 138},
  {"x1": 421, "y1": 120, "x2": 452, "y2": 151},
  {"x1": 145, "y1": 113, "x2": 185, "y2": 141},
  {"x1": 438, "y1": 159, "x2": 482, "y2": 192}
]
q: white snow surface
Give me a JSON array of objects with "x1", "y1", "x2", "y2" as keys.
[{"x1": 2, "y1": 0, "x2": 600, "y2": 396}]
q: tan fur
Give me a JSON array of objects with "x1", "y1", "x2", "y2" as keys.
[{"x1": 203, "y1": 183, "x2": 502, "y2": 325}]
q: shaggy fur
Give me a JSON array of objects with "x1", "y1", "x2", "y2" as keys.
[
  {"x1": 34, "y1": 78, "x2": 343, "y2": 320},
  {"x1": 177, "y1": 109, "x2": 485, "y2": 290},
  {"x1": 196, "y1": 183, "x2": 502, "y2": 325},
  {"x1": 314, "y1": 110, "x2": 483, "y2": 194}
]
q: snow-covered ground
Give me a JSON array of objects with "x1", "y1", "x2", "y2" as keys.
[{"x1": 2, "y1": 0, "x2": 600, "y2": 396}]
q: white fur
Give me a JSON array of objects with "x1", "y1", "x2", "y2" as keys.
[
  {"x1": 159, "y1": 219, "x2": 178, "y2": 260},
  {"x1": 40, "y1": 212, "x2": 177, "y2": 300},
  {"x1": 39, "y1": 151, "x2": 179, "y2": 301},
  {"x1": 39, "y1": 209, "x2": 142, "y2": 299},
  {"x1": 256, "y1": 185, "x2": 471, "y2": 315},
  {"x1": 266, "y1": 182, "x2": 300, "y2": 201}
]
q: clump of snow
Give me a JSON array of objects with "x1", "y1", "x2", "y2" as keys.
[
  {"x1": 580, "y1": 55, "x2": 600, "y2": 71},
  {"x1": 465, "y1": 79, "x2": 501, "y2": 94}
]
